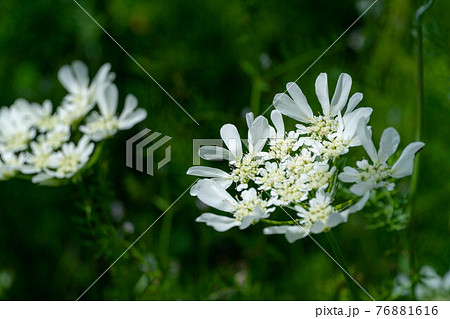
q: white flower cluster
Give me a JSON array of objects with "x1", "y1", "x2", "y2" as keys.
[
  {"x1": 188, "y1": 73, "x2": 424, "y2": 243},
  {"x1": 393, "y1": 266, "x2": 450, "y2": 300},
  {"x1": 0, "y1": 61, "x2": 147, "y2": 184}
]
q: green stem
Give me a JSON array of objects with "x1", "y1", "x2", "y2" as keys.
[
  {"x1": 325, "y1": 230, "x2": 360, "y2": 300},
  {"x1": 408, "y1": 0, "x2": 427, "y2": 300},
  {"x1": 260, "y1": 219, "x2": 300, "y2": 225}
]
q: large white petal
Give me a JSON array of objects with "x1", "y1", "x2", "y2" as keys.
[
  {"x1": 194, "y1": 179, "x2": 236, "y2": 212},
  {"x1": 118, "y1": 109, "x2": 147, "y2": 130},
  {"x1": 349, "y1": 181, "x2": 373, "y2": 196},
  {"x1": 91, "y1": 63, "x2": 112, "y2": 90},
  {"x1": 198, "y1": 146, "x2": 233, "y2": 161},
  {"x1": 273, "y1": 83, "x2": 312, "y2": 122},
  {"x1": 220, "y1": 124, "x2": 242, "y2": 161},
  {"x1": 187, "y1": 166, "x2": 230, "y2": 178},
  {"x1": 356, "y1": 117, "x2": 378, "y2": 163},
  {"x1": 118, "y1": 94, "x2": 138, "y2": 120},
  {"x1": 330, "y1": 73, "x2": 352, "y2": 116},
  {"x1": 315, "y1": 73, "x2": 330, "y2": 116},
  {"x1": 58, "y1": 65, "x2": 77, "y2": 94},
  {"x1": 97, "y1": 84, "x2": 118, "y2": 116},
  {"x1": 212, "y1": 178, "x2": 233, "y2": 189},
  {"x1": 391, "y1": 142, "x2": 425, "y2": 178},
  {"x1": 72, "y1": 61, "x2": 89, "y2": 89},
  {"x1": 196, "y1": 213, "x2": 241, "y2": 232},
  {"x1": 310, "y1": 222, "x2": 326, "y2": 234},
  {"x1": 378, "y1": 127, "x2": 400, "y2": 163}
]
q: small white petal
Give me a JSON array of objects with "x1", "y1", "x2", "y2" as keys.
[
  {"x1": 270, "y1": 110, "x2": 284, "y2": 138},
  {"x1": 349, "y1": 181, "x2": 373, "y2": 196},
  {"x1": 245, "y1": 112, "x2": 254, "y2": 129},
  {"x1": 338, "y1": 166, "x2": 359, "y2": 183}
]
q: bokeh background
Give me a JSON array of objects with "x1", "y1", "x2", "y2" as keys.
[{"x1": 0, "y1": 0, "x2": 449, "y2": 300}]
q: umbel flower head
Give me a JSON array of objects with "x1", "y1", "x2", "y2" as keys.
[
  {"x1": 187, "y1": 72, "x2": 424, "y2": 243},
  {"x1": 0, "y1": 61, "x2": 147, "y2": 185}
]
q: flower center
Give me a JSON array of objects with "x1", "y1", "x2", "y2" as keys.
[
  {"x1": 308, "y1": 202, "x2": 334, "y2": 224},
  {"x1": 232, "y1": 195, "x2": 268, "y2": 222},
  {"x1": 230, "y1": 154, "x2": 262, "y2": 185},
  {"x1": 358, "y1": 161, "x2": 390, "y2": 183},
  {"x1": 3, "y1": 131, "x2": 30, "y2": 152},
  {"x1": 57, "y1": 153, "x2": 81, "y2": 174},
  {"x1": 306, "y1": 115, "x2": 339, "y2": 140}
]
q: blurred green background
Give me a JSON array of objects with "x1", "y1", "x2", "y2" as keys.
[{"x1": 0, "y1": 0, "x2": 449, "y2": 300}]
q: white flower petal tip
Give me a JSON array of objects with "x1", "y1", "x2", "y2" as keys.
[
  {"x1": 196, "y1": 213, "x2": 241, "y2": 232},
  {"x1": 192, "y1": 179, "x2": 236, "y2": 212},
  {"x1": 391, "y1": 142, "x2": 425, "y2": 178},
  {"x1": 273, "y1": 82, "x2": 312, "y2": 122},
  {"x1": 378, "y1": 127, "x2": 400, "y2": 163},
  {"x1": 263, "y1": 225, "x2": 309, "y2": 243}
]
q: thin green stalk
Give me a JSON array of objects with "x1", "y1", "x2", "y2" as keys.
[
  {"x1": 325, "y1": 230, "x2": 360, "y2": 300},
  {"x1": 260, "y1": 219, "x2": 300, "y2": 225},
  {"x1": 408, "y1": 0, "x2": 431, "y2": 300}
]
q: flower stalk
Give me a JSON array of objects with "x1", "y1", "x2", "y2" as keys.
[{"x1": 325, "y1": 230, "x2": 360, "y2": 300}]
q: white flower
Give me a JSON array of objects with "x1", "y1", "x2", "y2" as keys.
[
  {"x1": 80, "y1": 84, "x2": 147, "y2": 141},
  {"x1": 0, "y1": 152, "x2": 26, "y2": 180},
  {"x1": 199, "y1": 115, "x2": 270, "y2": 163},
  {"x1": 195, "y1": 114, "x2": 270, "y2": 190},
  {"x1": 392, "y1": 265, "x2": 450, "y2": 300},
  {"x1": 338, "y1": 119, "x2": 425, "y2": 195},
  {"x1": 22, "y1": 100, "x2": 58, "y2": 132},
  {"x1": 37, "y1": 124, "x2": 71, "y2": 149},
  {"x1": 46, "y1": 136, "x2": 94, "y2": 179},
  {"x1": 21, "y1": 141, "x2": 53, "y2": 175},
  {"x1": 0, "y1": 99, "x2": 36, "y2": 153},
  {"x1": 267, "y1": 110, "x2": 300, "y2": 160},
  {"x1": 263, "y1": 190, "x2": 370, "y2": 243},
  {"x1": 192, "y1": 179, "x2": 273, "y2": 231},
  {"x1": 273, "y1": 73, "x2": 372, "y2": 158},
  {"x1": 57, "y1": 61, "x2": 114, "y2": 124}
]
